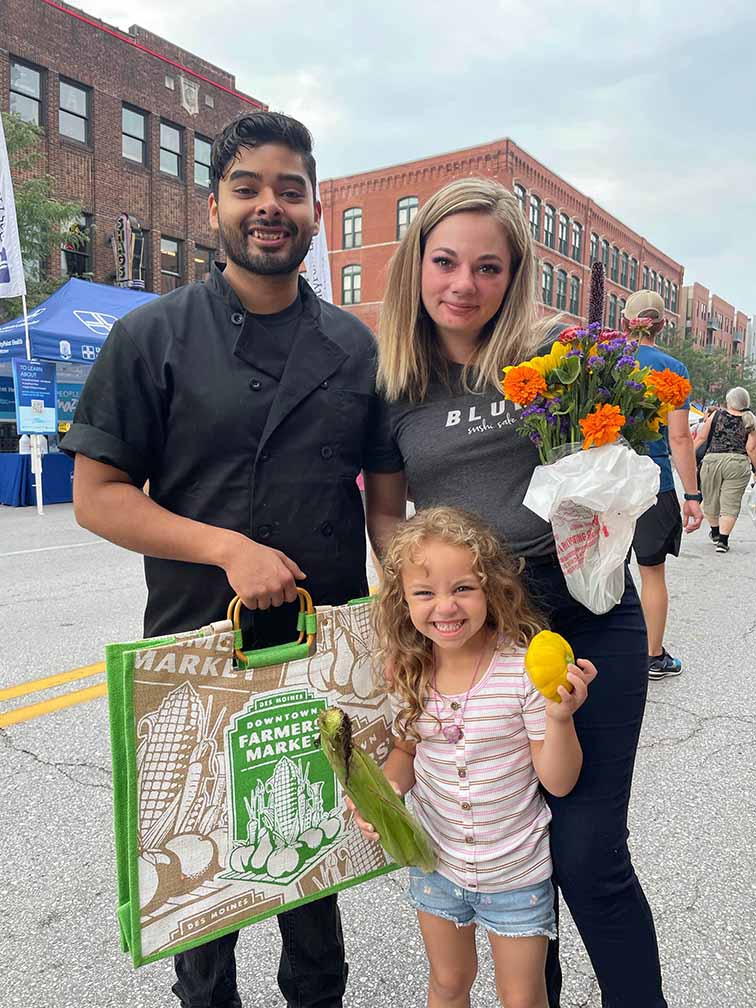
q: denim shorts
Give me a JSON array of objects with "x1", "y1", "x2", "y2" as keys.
[{"x1": 407, "y1": 868, "x2": 557, "y2": 939}]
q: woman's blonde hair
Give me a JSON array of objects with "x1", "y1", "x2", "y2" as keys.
[
  {"x1": 725, "y1": 387, "x2": 756, "y2": 432},
  {"x1": 376, "y1": 177, "x2": 554, "y2": 401},
  {"x1": 374, "y1": 506, "x2": 544, "y2": 740}
]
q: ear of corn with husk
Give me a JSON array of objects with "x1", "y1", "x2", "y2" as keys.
[{"x1": 317, "y1": 707, "x2": 436, "y2": 873}]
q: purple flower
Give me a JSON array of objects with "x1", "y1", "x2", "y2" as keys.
[
  {"x1": 588, "y1": 355, "x2": 606, "y2": 368},
  {"x1": 625, "y1": 380, "x2": 644, "y2": 391},
  {"x1": 566, "y1": 348, "x2": 583, "y2": 358},
  {"x1": 596, "y1": 386, "x2": 612, "y2": 402},
  {"x1": 617, "y1": 355, "x2": 636, "y2": 368},
  {"x1": 529, "y1": 431, "x2": 543, "y2": 446},
  {"x1": 546, "y1": 412, "x2": 557, "y2": 425}
]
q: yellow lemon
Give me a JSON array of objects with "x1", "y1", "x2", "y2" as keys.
[{"x1": 524, "y1": 630, "x2": 575, "y2": 702}]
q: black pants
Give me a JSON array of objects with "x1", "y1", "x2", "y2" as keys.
[
  {"x1": 523, "y1": 560, "x2": 667, "y2": 1008},
  {"x1": 172, "y1": 895, "x2": 347, "y2": 1008}
]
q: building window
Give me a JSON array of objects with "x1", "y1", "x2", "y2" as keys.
[
  {"x1": 193, "y1": 245, "x2": 214, "y2": 280},
  {"x1": 569, "y1": 275, "x2": 580, "y2": 315},
  {"x1": 650, "y1": 270, "x2": 657, "y2": 292},
  {"x1": 529, "y1": 195, "x2": 541, "y2": 241},
  {"x1": 160, "y1": 236, "x2": 183, "y2": 292},
  {"x1": 194, "y1": 135, "x2": 212, "y2": 188},
  {"x1": 671, "y1": 284, "x2": 678, "y2": 313},
  {"x1": 610, "y1": 245, "x2": 619, "y2": 281},
  {"x1": 60, "y1": 213, "x2": 92, "y2": 278},
  {"x1": 601, "y1": 239, "x2": 609, "y2": 269},
  {"x1": 589, "y1": 232, "x2": 599, "y2": 264},
  {"x1": 342, "y1": 264, "x2": 361, "y2": 305},
  {"x1": 59, "y1": 79, "x2": 90, "y2": 144},
  {"x1": 396, "y1": 196, "x2": 418, "y2": 240},
  {"x1": 542, "y1": 263, "x2": 553, "y2": 306},
  {"x1": 619, "y1": 297, "x2": 626, "y2": 322},
  {"x1": 620, "y1": 252, "x2": 628, "y2": 287},
  {"x1": 10, "y1": 59, "x2": 42, "y2": 125},
  {"x1": 543, "y1": 205, "x2": 555, "y2": 249},
  {"x1": 558, "y1": 214, "x2": 569, "y2": 256},
  {"x1": 608, "y1": 293, "x2": 617, "y2": 329},
  {"x1": 160, "y1": 122, "x2": 183, "y2": 178},
  {"x1": 663, "y1": 279, "x2": 671, "y2": 308},
  {"x1": 642, "y1": 266, "x2": 649, "y2": 289},
  {"x1": 629, "y1": 257, "x2": 638, "y2": 291},
  {"x1": 571, "y1": 221, "x2": 582, "y2": 262},
  {"x1": 514, "y1": 184, "x2": 526, "y2": 218},
  {"x1": 343, "y1": 207, "x2": 362, "y2": 249},
  {"x1": 556, "y1": 269, "x2": 567, "y2": 310},
  {"x1": 657, "y1": 273, "x2": 664, "y2": 296},
  {"x1": 122, "y1": 105, "x2": 147, "y2": 165}
]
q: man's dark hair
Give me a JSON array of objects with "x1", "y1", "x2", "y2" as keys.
[{"x1": 210, "y1": 111, "x2": 316, "y2": 198}]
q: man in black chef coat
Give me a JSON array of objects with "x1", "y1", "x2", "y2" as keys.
[{"x1": 62, "y1": 111, "x2": 401, "y2": 1008}]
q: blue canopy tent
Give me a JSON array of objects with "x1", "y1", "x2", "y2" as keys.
[
  {"x1": 0, "y1": 277, "x2": 157, "y2": 364},
  {"x1": 0, "y1": 279, "x2": 158, "y2": 506}
]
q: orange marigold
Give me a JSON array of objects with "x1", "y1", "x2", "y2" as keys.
[
  {"x1": 501, "y1": 365, "x2": 547, "y2": 406},
  {"x1": 644, "y1": 368, "x2": 691, "y2": 409},
  {"x1": 580, "y1": 404, "x2": 626, "y2": 449}
]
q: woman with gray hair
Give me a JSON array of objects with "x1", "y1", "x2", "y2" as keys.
[{"x1": 694, "y1": 387, "x2": 756, "y2": 552}]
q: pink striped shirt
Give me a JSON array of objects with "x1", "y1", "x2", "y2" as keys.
[{"x1": 391, "y1": 645, "x2": 552, "y2": 893}]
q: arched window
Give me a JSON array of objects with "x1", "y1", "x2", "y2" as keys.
[
  {"x1": 543, "y1": 205, "x2": 555, "y2": 249},
  {"x1": 608, "y1": 293, "x2": 618, "y2": 329},
  {"x1": 657, "y1": 272, "x2": 664, "y2": 296},
  {"x1": 571, "y1": 221, "x2": 582, "y2": 262},
  {"x1": 514, "y1": 184, "x2": 527, "y2": 218},
  {"x1": 343, "y1": 207, "x2": 362, "y2": 249},
  {"x1": 650, "y1": 269, "x2": 657, "y2": 292},
  {"x1": 569, "y1": 275, "x2": 581, "y2": 315},
  {"x1": 341, "y1": 265, "x2": 361, "y2": 305},
  {"x1": 590, "y1": 232, "x2": 599, "y2": 264},
  {"x1": 558, "y1": 213, "x2": 569, "y2": 256},
  {"x1": 542, "y1": 262, "x2": 554, "y2": 306},
  {"x1": 620, "y1": 252, "x2": 629, "y2": 287},
  {"x1": 601, "y1": 239, "x2": 610, "y2": 269},
  {"x1": 396, "y1": 196, "x2": 418, "y2": 240},
  {"x1": 663, "y1": 279, "x2": 671, "y2": 308},
  {"x1": 642, "y1": 265, "x2": 650, "y2": 289},
  {"x1": 619, "y1": 297, "x2": 626, "y2": 322},
  {"x1": 556, "y1": 269, "x2": 567, "y2": 310},
  {"x1": 529, "y1": 195, "x2": 541, "y2": 241},
  {"x1": 629, "y1": 257, "x2": 638, "y2": 291},
  {"x1": 610, "y1": 245, "x2": 619, "y2": 281},
  {"x1": 671, "y1": 284, "x2": 678, "y2": 313}
]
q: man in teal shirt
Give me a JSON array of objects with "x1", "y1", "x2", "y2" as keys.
[{"x1": 623, "y1": 291, "x2": 703, "y2": 679}]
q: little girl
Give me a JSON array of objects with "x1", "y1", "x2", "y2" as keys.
[{"x1": 352, "y1": 506, "x2": 597, "y2": 1008}]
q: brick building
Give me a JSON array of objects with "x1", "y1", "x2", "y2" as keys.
[
  {"x1": 320, "y1": 138, "x2": 685, "y2": 335},
  {"x1": 0, "y1": 0, "x2": 266, "y2": 293},
  {"x1": 678, "y1": 282, "x2": 747, "y2": 360}
]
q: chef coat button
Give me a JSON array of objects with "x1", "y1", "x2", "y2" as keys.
[
  {"x1": 231, "y1": 312, "x2": 244, "y2": 325},
  {"x1": 249, "y1": 379, "x2": 262, "y2": 391},
  {"x1": 320, "y1": 380, "x2": 329, "y2": 389},
  {"x1": 321, "y1": 521, "x2": 333, "y2": 537},
  {"x1": 461, "y1": 802, "x2": 471, "y2": 811},
  {"x1": 320, "y1": 445, "x2": 333, "y2": 460},
  {"x1": 258, "y1": 525, "x2": 272, "y2": 539},
  {"x1": 260, "y1": 451, "x2": 270, "y2": 462},
  {"x1": 450, "y1": 701, "x2": 461, "y2": 711}
]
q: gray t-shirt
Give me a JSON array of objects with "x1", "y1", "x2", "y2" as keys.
[{"x1": 381, "y1": 363, "x2": 555, "y2": 558}]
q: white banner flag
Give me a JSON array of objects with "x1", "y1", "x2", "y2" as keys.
[
  {"x1": 302, "y1": 183, "x2": 333, "y2": 303},
  {"x1": 0, "y1": 114, "x2": 26, "y2": 299}
]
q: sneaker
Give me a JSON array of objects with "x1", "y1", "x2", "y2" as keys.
[
  {"x1": 709, "y1": 529, "x2": 720, "y2": 543},
  {"x1": 648, "y1": 649, "x2": 683, "y2": 680},
  {"x1": 716, "y1": 540, "x2": 729, "y2": 553}
]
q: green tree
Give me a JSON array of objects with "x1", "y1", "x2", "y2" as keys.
[
  {"x1": 658, "y1": 328, "x2": 756, "y2": 404},
  {"x1": 1, "y1": 111, "x2": 85, "y2": 323}
]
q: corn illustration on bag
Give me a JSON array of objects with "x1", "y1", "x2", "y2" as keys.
[
  {"x1": 318, "y1": 707, "x2": 437, "y2": 873},
  {"x1": 105, "y1": 593, "x2": 399, "y2": 968}
]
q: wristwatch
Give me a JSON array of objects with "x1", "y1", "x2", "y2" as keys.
[{"x1": 683, "y1": 492, "x2": 703, "y2": 502}]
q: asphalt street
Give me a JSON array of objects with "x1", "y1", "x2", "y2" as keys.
[{"x1": 1, "y1": 496, "x2": 755, "y2": 1008}]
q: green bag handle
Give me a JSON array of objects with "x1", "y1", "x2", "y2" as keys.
[{"x1": 226, "y1": 587, "x2": 318, "y2": 669}]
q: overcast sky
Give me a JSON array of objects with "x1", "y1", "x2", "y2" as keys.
[{"x1": 84, "y1": 0, "x2": 755, "y2": 314}]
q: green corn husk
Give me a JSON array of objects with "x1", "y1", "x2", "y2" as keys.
[{"x1": 318, "y1": 707, "x2": 437, "y2": 873}]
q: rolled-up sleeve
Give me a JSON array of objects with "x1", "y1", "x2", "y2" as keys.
[
  {"x1": 60, "y1": 319, "x2": 166, "y2": 487},
  {"x1": 363, "y1": 392, "x2": 404, "y2": 473}
]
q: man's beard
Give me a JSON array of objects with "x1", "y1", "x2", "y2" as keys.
[{"x1": 219, "y1": 215, "x2": 313, "y2": 276}]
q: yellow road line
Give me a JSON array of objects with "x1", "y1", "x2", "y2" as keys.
[
  {"x1": 0, "y1": 682, "x2": 108, "y2": 728},
  {"x1": 0, "y1": 661, "x2": 106, "y2": 701}
]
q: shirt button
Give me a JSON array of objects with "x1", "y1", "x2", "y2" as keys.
[
  {"x1": 320, "y1": 380, "x2": 329, "y2": 389},
  {"x1": 258, "y1": 525, "x2": 272, "y2": 539},
  {"x1": 465, "y1": 836, "x2": 473, "y2": 844},
  {"x1": 461, "y1": 802, "x2": 471, "y2": 811},
  {"x1": 249, "y1": 379, "x2": 262, "y2": 391},
  {"x1": 231, "y1": 312, "x2": 244, "y2": 325},
  {"x1": 458, "y1": 768, "x2": 467, "y2": 779},
  {"x1": 320, "y1": 445, "x2": 333, "y2": 460},
  {"x1": 260, "y1": 452, "x2": 270, "y2": 462},
  {"x1": 321, "y1": 521, "x2": 334, "y2": 537},
  {"x1": 450, "y1": 701, "x2": 461, "y2": 711}
]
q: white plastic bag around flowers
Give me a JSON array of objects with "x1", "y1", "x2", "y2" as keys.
[
  {"x1": 747, "y1": 482, "x2": 756, "y2": 527},
  {"x1": 523, "y1": 443, "x2": 660, "y2": 615}
]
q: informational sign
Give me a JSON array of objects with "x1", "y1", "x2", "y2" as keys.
[
  {"x1": 57, "y1": 381, "x2": 84, "y2": 423},
  {"x1": 12, "y1": 358, "x2": 58, "y2": 434},
  {"x1": 0, "y1": 375, "x2": 14, "y2": 421}
]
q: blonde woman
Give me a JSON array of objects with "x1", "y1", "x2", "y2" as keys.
[
  {"x1": 365, "y1": 178, "x2": 668, "y2": 1007},
  {"x1": 694, "y1": 387, "x2": 756, "y2": 552}
]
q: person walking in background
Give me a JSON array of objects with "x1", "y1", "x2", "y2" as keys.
[
  {"x1": 694, "y1": 387, "x2": 756, "y2": 553},
  {"x1": 621, "y1": 291, "x2": 703, "y2": 681}
]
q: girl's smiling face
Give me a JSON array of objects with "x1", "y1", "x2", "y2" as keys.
[
  {"x1": 401, "y1": 538, "x2": 489, "y2": 655},
  {"x1": 420, "y1": 211, "x2": 513, "y2": 363}
]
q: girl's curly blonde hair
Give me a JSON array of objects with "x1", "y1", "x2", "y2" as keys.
[{"x1": 374, "y1": 506, "x2": 544, "y2": 740}]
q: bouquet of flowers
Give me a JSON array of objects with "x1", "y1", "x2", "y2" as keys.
[{"x1": 501, "y1": 264, "x2": 691, "y2": 614}]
